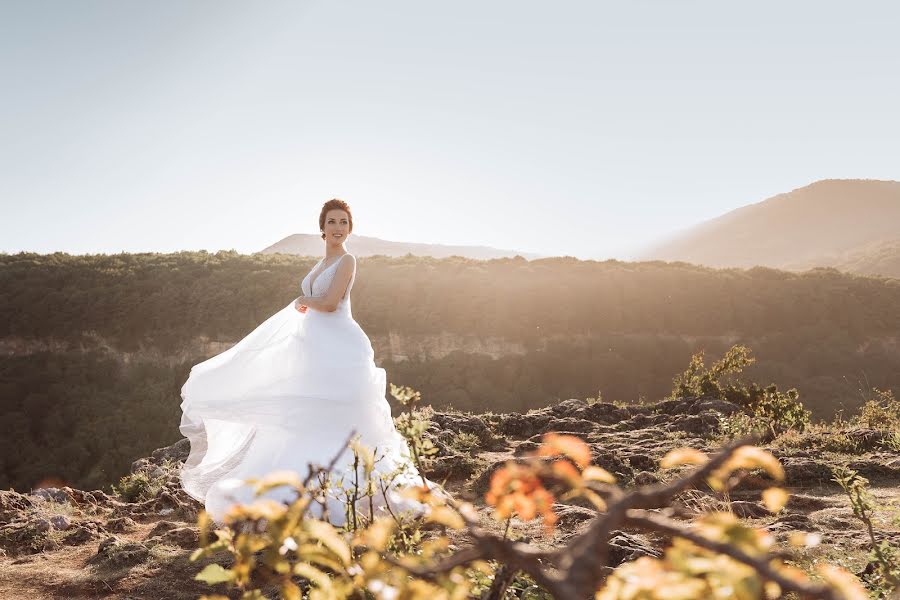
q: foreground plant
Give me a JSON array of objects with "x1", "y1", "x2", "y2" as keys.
[
  {"x1": 833, "y1": 466, "x2": 900, "y2": 598},
  {"x1": 191, "y1": 433, "x2": 871, "y2": 599}
]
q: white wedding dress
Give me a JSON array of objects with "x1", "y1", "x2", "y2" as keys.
[{"x1": 179, "y1": 254, "x2": 436, "y2": 525}]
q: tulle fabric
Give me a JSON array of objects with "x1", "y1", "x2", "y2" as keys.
[{"x1": 179, "y1": 256, "x2": 436, "y2": 525}]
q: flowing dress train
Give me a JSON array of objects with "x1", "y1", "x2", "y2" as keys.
[{"x1": 178, "y1": 254, "x2": 438, "y2": 525}]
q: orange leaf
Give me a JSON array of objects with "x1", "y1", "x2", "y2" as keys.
[{"x1": 538, "y1": 433, "x2": 591, "y2": 469}]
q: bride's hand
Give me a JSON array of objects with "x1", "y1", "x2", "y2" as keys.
[{"x1": 294, "y1": 297, "x2": 308, "y2": 313}]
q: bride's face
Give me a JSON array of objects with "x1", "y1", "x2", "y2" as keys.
[{"x1": 323, "y1": 209, "x2": 351, "y2": 244}]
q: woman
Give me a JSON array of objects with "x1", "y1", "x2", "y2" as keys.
[{"x1": 179, "y1": 199, "x2": 437, "y2": 525}]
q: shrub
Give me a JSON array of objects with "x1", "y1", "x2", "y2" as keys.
[
  {"x1": 833, "y1": 466, "x2": 900, "y2": 597},
  {"x1": 113, "y1": 471, "x2": 163, "y2": 503},
  {"x1": 671, "y1": 345, "x2": 810, "y2": 440},
  {"x1": 853, "y1": 387, "x2": 900, "y2": 431}
]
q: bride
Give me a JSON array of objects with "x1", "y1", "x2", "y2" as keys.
[{"x1": 179, "y1": 199, "x2": 437, "y2": 525}]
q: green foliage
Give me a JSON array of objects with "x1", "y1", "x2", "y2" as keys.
[
  {"x1": 669, "y1": 345, "x2": 756, "y2": 401},
  {"x1": 832, "y1": 466, "x2": 900, "y2": 597},
  {"x1": 751, "y1": 385, "x2": 811, "y2": 438},
  {"x1": 0, "y1": 350, "x2": 186, "y2": 493},
  {"x1": 446, "y1": 432, "x2": 480, "y2": 454},
  {"x1": 670, "y1": 346, "x2": 810, "y2": 440},
  {"x1": 390, "y1": 383, "x2": 439, "y2": 472},
  {"x1": 113, "y1": 471, "x2": 163, "y2": 503},
  {"x1": 853, "y1": 387, "x2": 900, "y2": 431}
]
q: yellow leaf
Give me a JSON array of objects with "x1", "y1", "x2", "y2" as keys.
[
  {"x1": 293, "y1": 562, "x2": 333, "y2": 588},
  {"x1": 583, "y1": 489, "x2": 607, "y2": 512},
  {"x1": 194, "y1": 564, "x2": 235, "y2": 585},
  {"x1": 718, "y1": 447, "x2": 785, "y2": 482},
  {"x1": 282, "y1": 581, "x2": 302, "y2": 600},
  {"x1": 660, "y1": 448, "x2": 709, "y2": 469},
  {"x1": 457, "y1": 501, "x2": 479, "y2": 523},
  {"x1": 246, "y1": 470, "x2": 304, "y2": 495},
  {"x1": 197, "y1": 510, "x2": 211, "y2": 547},
  {"x1": 816, "y1": 564, "x2": 868, "y2": 600},
  {"x1": 551, "y1": 459, "x2": 583, "y2": 484},
  {"x1": 771, "y1": 561, "x2": 811, "y2": 585},
  {"x1": 299, "y1": 544, "x2": 346, "y2": 572},
  {"x1": 788, "y1": 531, "x2": 821, "y2": 548},
  {"x1": 582, "y1": 466, "x2": 617, "y2": 484},
  {"x1": 355, "y1": 517, "x2": 396, "y2": 552},
  {"x1": 427, "y1": 506, "x2": 465, "y2": 530},
  {"x1": 349, "y1": 438, "x2": 376, "y2": 474},
  {"x1": 761, "y1": 487, "x2": 789, "y2": 513},
  {"x1": 237, "y1": 498, "x2": 288, "y2": 522},
  {"x1": 304, "y1": 519, "x2": 352, "y2": 566}
]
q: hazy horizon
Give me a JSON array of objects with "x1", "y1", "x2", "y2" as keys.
[{"x1": 2, "y1": 1, "x2": 898, "y2": 260}]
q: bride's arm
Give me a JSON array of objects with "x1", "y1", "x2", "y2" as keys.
[{"x1": 294, "y1": 255, "x2": 355, "y2": 313}]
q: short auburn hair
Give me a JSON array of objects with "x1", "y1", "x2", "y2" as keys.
[{"x1": 319, "y1": 199, "x2": 353, "y2": 239}]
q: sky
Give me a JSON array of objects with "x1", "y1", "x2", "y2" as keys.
[{"x1": 1, "y1": 1, "x2": 898, "y2": 260}]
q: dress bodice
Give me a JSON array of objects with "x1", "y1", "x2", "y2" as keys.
[{"x1": 300, "y1": 254, "x2": 356, "y2": 314}]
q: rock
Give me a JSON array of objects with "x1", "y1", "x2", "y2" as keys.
[
  {"x1": 785, "y1": 494, "x2": 842, "y2": 512},
  {"x1": 151, "y1": 526, "x2": 199, "y2": 549},
  {"x1": 767, "y1": 512, "x2": 814, "y2": 532},
  {"x1": 846, "y1": 458, "x2": 900, "y2": 481},
  {"x1": 580, "y1": 403, "x2": 630, "y2": 425},
  {"x1": 0, "y1": 490, "x2": 33, "y2": 524},
  {"x1": 30, "y1": 488, "x2": 69, "y2": 503},
  {"x1": 607, "y1": 531, "x2": 662, "y2": 566},
  {"x1": 424, "y1": 455, "x2": 480, "y2": 481},
  {"x1": 432, "y1": 413, "x2": 488, "y2": 436},
  {"x1": 495, "y1": 413, "x2": 550, "y2": 439},
  {"x1": 695, "y1": 399, "x2": 742, "y2": 416},
  {"x1": 780, "y1": 458, "x2": 836, "y2": 485},
  {"x1": 665, "y1": 413, "x2": 720, "y2": 435},
  {"x1": 540, "y1": 417, "x2": 595, "y2": 434},
  {"x1": 781, "y1": 455, "x2": 900, "y2": 485},
  {"x1": 49, "y1": 516, "x2": 71, "y2": 531},
  {"x1": 150, "y1": 438, "x2": 191, "y2": 465},
  {"x1": 551, "y1": 399, "x2": 589, "y2": 417},
  {"x1": 130, "y1": 458, "x2": 152, "y2": 474},
  {"x1": 32, "y1": 518, "x2": 50, "y2": 533},
  {"x1": 105, "y1": 517, "x2": 136, "y2": 533},
  {"x1": 632, "y1": 471, "x2": 661, "y2": 486},
  {"x1": 146, "y1": 520, "x2": 179, "y2": 539},
  {"x1": 621, "y1": 454, "x2": 657, "y2": 473},
  {"x1": 730, "y1": 501, "x2": 770, "y2": 519},
  {"x1": 90, "y1": 536, "x2": 150, "y2": 568},
  {"x1": 810, "y1": 508, "x2": 857, "y2": 530},
  {"x1": 553, "y1": 504, "x2": 598, "y2": 530},
  {"x1": 63, "y1": 525, "x2": 98, "y2": 546},
  {"x1": 0, "y1": 519, "x2": 51, "y2": 555}
]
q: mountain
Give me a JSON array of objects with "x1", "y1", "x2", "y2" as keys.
[
  {"x1": 639, "y1": 179, "x2": 900, "y2": 277},
  {"x1": 259, "y1": 233, "x2": 542, "y2": 260},
  {"x1": 813, "y1": 236, "x2": 900, "y2": 277}
]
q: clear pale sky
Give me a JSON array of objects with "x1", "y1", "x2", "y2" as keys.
[{"x1": 1, "y1": 1, "x2": 897, "y2": 260}]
